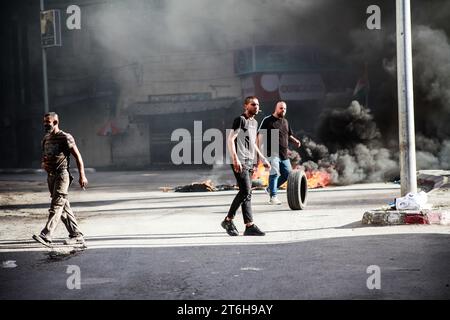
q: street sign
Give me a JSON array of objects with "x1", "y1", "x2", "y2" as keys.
[{"x1": 40, "y1": 9, "x2": 62, "y2": 47}]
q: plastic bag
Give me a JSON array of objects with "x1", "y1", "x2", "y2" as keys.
[{"x1": 395, "y1": 191, "x2": 430, "y2": 210}]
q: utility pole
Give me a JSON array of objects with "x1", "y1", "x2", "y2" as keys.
[
  {"x1": 396, "y1": 0, "x2": 417, "y2": 196},
  {"x1": 40, "y1": 0, "x2": 49, "y2": 113}
]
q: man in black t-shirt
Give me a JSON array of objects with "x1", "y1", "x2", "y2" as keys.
[{"x1": 258, "y1": 101, "x2": 301, "y2": 204}]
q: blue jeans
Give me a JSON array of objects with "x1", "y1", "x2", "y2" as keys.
[{"x1": 268, "y1": 157, "x2": 292, "y2": 197}]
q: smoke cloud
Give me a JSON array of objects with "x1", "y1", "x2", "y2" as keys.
[
  {"x1": 317, "y1": 100, "x2": 381, "y2": 152},
  {"x1": 81, "y1": 0, "x2": 450, "y2": 182},
  {"x1": 300, "y1": 100, "x2": 399, "y2": 185}
]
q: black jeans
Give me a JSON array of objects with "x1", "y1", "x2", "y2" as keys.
[{"x1": 227, "y1": 163, "x2": 253, "y2": 224}]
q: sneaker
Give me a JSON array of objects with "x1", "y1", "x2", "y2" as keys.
[
  {"x1": 63, "y1": 235, "x2": 85, "y2": 246},
  {"x1": 269, "y1": 196, "x2": 282, "y2": 205},
  {"x1": 32, "y1": 234, "x2": 52, "y2": 247},
  {"x1": 244, "y1": 224, "x2": 266, "y2": 236},
  {"x1": 221, "y1": 219, "x2": 239, "y2": 236}
]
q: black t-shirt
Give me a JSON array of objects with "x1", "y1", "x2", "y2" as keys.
[{"x1": 258, "y1": 115, "x2": 293, "y2": 160}]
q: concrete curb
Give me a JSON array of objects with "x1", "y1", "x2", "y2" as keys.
[
  {"x1": 362, "y1": 209, "x2": 450, "y2": 226},
  {"x1": 417, "y1": 170, "x2": 450, "y2": 192}
]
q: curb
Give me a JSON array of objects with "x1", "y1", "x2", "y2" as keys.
[
  {"x1": 362, "y1": 209, "x2": 450, "y2": 226},
  {"x1": 417, "y1": 170, "x2": 450, "y2": 192}
]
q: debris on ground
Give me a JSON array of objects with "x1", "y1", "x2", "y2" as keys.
[
  {"x1": 215, "y1": 184, "x2": 238, "y2": 191},
  {"x1": 172, "y1": 180, "x2": 237, "y2": 192}
]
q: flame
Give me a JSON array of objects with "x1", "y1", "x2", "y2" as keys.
[
  {"x1": 252, "y1": 162, "x2": 269, "y2": 186},
  {"x1": 306, "y1": 170, "x2": 331, "y2": 189},
  {"x1": 252, "y1": 164, "x2": 331, "y2": 189}
]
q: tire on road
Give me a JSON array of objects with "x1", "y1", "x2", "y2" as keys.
[{"x1": 287, "y1": 169, "x2": 308, "y2": 210}]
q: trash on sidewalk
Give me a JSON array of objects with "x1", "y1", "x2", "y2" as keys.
[{"x1": 394, "y1": 191, "x2": 432, "y2": 210}]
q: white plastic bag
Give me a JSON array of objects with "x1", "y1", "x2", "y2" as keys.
[{"x1": 395, "y1": 191, "x2": 430, "y2": 210}]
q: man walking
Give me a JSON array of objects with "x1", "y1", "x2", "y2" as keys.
[
  {"x1": 32, "y1": 112, "x2": 88, "y2": 247},
  {"x1": 221, "y1": 96, "x2": 271, "y2": 236},
  {"x1": 258, "y1": 101, "x2": 301, "y2": 205}
]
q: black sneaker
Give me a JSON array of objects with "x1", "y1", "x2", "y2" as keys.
[
  {"x1": 221, "y1": 219, "x2": 239, "y2": 236},
  {"x1": 244, "y1": 224, "x2": 266, "y2": 236},
  {"x1": 32, "y1": 234, "x2": 53, "y2": 247}
]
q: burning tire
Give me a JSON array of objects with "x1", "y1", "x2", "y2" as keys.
[{"x1": 287, "y1": 170, "x2": 308, "y2": 210}]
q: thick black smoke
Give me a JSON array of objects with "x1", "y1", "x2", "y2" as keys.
[
  {"x1": 84, "y1": 0, "x2": 450, "y2": 180},
  {"x1": 381, "y1": 25, "x2": 450, "y2": 171},
  {"x1": 296, "y1": 1, "x2": 450, "y2": 185},
  {"x1": 317, "y1": 101, "x2": 381, "y2": 152},
  {"x1": 300, "y1": 101, "x2": 398, "y2": 185}
]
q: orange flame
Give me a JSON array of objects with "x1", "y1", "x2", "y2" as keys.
[
  {"x1": 252, "y1": 162, "x2": 269, "y2": 186},
  {"x1": 252, "y1": 164, "x2": 331, "y2": 189},
  {"x1": 306, "y1": 170, "x2": 331, "y2": 189}
]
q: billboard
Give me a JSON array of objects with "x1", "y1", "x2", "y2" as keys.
[
  {"x1": 241, "y1": 73, "x2": 325, "y2": 101},
  {"x1": 40, "y1": 10, "x2": 62, "y2": 48},
  {"x1": 234, "y1": 45, "x2": 341, "y2": 75}
]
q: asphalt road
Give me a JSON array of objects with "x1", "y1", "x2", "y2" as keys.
[
  {"x1": 1, "y1": 170, "x2": 449, "y2": 299},
  {"x1": 1, "y1": 233, "x2": 449, "y2": 299}
]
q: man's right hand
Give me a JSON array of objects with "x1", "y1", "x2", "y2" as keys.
[
  {"x1": 262, "y1": 158, "x2": 271, "y2": 171},
  {"x1": 79, "y1": 175, "x2": 88, "y2": 189},
  {"x1": 233, "y1": 159, "x2": 242, "y2": 173},
  {"x1": 41, "y1": 158, "x2": 51, "y2": 172}
]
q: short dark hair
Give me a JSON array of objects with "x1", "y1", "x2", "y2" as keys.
[
  {"x1": 44, "y1": 112, "x2": 58, "y2": 118},
  {"x1": 275, "y1": 101, "x2": 287, "y2": 109},
  {"x1": 244, "y1": 96, "x2": 258, "y2": 105}
]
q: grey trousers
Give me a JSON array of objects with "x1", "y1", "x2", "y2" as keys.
[{"x1": 41, "y1": 170, "x2": 83, "y2": 240}]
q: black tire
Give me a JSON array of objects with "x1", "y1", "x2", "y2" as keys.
[{"x1": 287, "y1": 170, "x2": 308, "y2": 210}]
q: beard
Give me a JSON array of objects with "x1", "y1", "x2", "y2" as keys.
[
  {"x1": 44, "y1": 125, "x2": 53, "y2": 133},
  {"x1": 247, "y1": 107, "x2": 258, "y2": 116}
]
